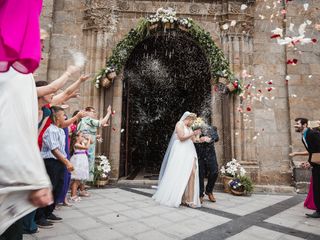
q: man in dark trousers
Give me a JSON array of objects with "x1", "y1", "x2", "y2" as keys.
[
  {"x1": 195, "y1": 125, "x2": 219, "y2": 203},
  {"x1": 293, "y1": 118, "x2": 320, "y2": 218}
]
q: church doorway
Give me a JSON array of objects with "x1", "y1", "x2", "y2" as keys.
[{"x1": 120, "y1": 30, "x2": 211, "y2": 179}]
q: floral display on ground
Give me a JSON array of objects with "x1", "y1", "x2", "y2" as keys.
[
  {"x1": 220, "y1": 158, "x2": 253, "y2": 195},
  {"x1": 93, "y1": 155, "x2": 111, "y2": 184},
  {"x1": 94, "y1": 7, "x2": 241, "y2": 94}
]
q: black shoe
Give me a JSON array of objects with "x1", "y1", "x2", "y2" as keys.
[
  {"x1": 37, "y1": 219, "x2": 53, "y2": 229},
  {"x1": 47, "y1": 213, "x2": 63, "y2": 222},
  {"x1": 305, "y1": 212, "x2": 320, "y2": 218}
]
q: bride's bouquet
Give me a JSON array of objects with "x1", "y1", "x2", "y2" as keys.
[{"x1": 191, "y1": 117, "x2": 205, "y2": 142}]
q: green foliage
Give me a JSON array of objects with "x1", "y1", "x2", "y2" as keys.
[
  {"x1": 94, "y1": 14, "x2": 242, "y2": 94},
  {"x1": 239, "y1": 175, "x2": 254, "y2": 194}
]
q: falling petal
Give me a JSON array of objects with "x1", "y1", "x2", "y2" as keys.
[
  {"x1": 281, "y1": 9, "x2": 287, "y2": 15},
  {"x1": 303, "y1": 3, "x2": 309, "y2": 11},
  {"x1": 271, "y1": 27, "x2": 283, "y2": 37},
  {"x1": 222, "y1": 23, "x2": 229, "y2": 30},
  {"x1": 298, "y1": 22, "x2": 307, "y2": 36},
  {"x1": 289, "y1": 23, "x2": 295, "y2": 32},
  {"x1": 230, "y1": 20, "x2": 237, "y2": 27},
  {"x1": 240, "y1": 4, "x2": 248, "y2": 10}
]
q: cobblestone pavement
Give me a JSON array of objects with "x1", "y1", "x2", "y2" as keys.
[{"x1": 23, "y1": 187, "x2": 320, "y2": 240}]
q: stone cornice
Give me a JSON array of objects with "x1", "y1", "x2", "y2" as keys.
[{"x1": 83, "y1": 0, "x2": 255, "y2": 35}]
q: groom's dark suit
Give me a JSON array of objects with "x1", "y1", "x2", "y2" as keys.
[{"x1": 195, "y1": 126, "x2": 219, "y2": 198}]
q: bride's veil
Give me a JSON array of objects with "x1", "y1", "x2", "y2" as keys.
[{"x1": 158, "y1": 111, "x2": 192, "y2": 182}]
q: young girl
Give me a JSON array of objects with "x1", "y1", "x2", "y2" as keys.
[{"x1": 69, "y1": 131, "x2": 91, "y2": 201}]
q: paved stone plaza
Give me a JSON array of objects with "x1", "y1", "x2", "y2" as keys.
[{"x1": 23, "y1": 187, "x2": 320, "y2": 240}]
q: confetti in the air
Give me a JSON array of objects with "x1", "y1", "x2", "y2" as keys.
[
  {"x1": 287, "y1": 59, "x2": 298, "y2": 65},
  {"x1": 222, "y1": 23, "x2": 229, "y2": 30},
  {"x1": 240, "y1": 4, "x2": 248, "y2": 11}
]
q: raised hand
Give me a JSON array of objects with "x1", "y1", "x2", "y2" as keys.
[
  {"x1": 107, "y1": 105, "x2": 112, "y2": 114},
  {"x1": 77, "y1": 110, "x2": 88, "y2": 119},
  {"x1": 79, "y1": 74, "x2": 91, "y2": 82}
]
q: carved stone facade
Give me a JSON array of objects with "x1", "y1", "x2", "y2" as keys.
[{"x1": 39, "y1": 0, "x2": 320, "y2": 191}]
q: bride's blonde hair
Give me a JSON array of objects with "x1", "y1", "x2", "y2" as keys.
[{"x1": 185, "y1": 113, "x2": 197, "y2": 120}]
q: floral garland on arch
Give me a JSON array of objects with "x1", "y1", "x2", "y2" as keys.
[{"x1": 93, "y1": 7, "x2": 242, "y2": 94}]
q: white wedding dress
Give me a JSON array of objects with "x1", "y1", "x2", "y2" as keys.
[{"x1": 153, "y1": 120, "x2": 201, "y2": 208}]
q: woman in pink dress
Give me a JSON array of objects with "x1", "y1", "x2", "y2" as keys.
[
  {"x1": 304, "y1": 176, "x2": 317, "y2": 210},
  {"x1": 290, "y1": 151, "x2": 316, "y2": 210}
]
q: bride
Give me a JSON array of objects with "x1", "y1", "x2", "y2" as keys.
[{"x1": 153, "y1": 112, "x2": 201, "y2": 208}]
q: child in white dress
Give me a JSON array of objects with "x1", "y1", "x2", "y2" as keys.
[{"x1": 69, "y1": 131, "x2": 90, "y2": 201}]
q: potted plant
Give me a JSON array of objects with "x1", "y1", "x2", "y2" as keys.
[
  {"x1": 105, "y1": 66, "x2": 116, "y2": 80},
  {"x1": 229, "y1": 175, "x2": 254, "y2": 196},
  {"x1": 229, "y1": 178, "x2": 245, "y2": 195},
  {"x1": 101, "y1": 77, "x2": 112, "y2": 88},
  {"x1": 94, "y1": 155, "x2": 111, "y2": 187},
  {"x1": 220, "y1": 158, "x2": 246, "y2": 193},
  {"x1": 239, "y1": 175, "x2": 254, "y2": 195}
]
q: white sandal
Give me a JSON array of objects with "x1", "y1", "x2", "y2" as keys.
[{"x1": 69, "y1": 196, "x2": 81, "y2": 202}]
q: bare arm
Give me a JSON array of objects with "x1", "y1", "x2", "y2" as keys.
[
  {"x1": 51, "y1": 149, "x2": 74, "y2": 172},
  {"x1": 60, "y1": 110, "x2": 86, "y2": 128},
  {"x1": 74, "y1": 141, "x2": 90, "y2": 150},
  {"x1": 37, "y1": 65, "x2": 80, "y2": 98},
  {"x1": 289, "y1": 151, "x2": 309, "y2": 157},
  {"x1": 100, "y1": 105, "x2": 112, "y2": 126},
  {"x1": 52, "y1": 74, "x2": 90, "y2": 105},
  {"x1": 176, "y1": 122, "x2": 196, "y2": 141}
]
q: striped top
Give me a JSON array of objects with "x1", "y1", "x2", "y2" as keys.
[{"x1": 41, "y1": 124, "x2": 67, "y2": 159}]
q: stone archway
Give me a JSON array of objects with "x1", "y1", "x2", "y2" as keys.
[{"x1": 120, "y1": 30, "x2": 211, "y2": 178}]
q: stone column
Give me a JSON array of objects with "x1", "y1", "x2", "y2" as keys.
[
  {"x1": 82, "y1": 0, "x2": 119, "y2": 177},
  {"x1": 218, "y1": 0, "x2": 256, "y2": 166}
]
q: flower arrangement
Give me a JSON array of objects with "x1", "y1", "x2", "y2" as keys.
[
  {"x1": 191, "y1": 117, "x2": 205, "y2": 131},
  {"x1": 229, "y1": 178, "x2": 244, "y2": 191},
  {"x1": 221, "y1": 159, "x2": 254, "y2": 195},
  {"x1": 178, "y1": 18, "x2": 192, "y2": 29},
  {"x1": 93, "y1": 8, "x2": 241, "y2": 94},
  {"x1": 220, "y1": 158, "x2": 246, "y2": 178},
  {"x1": 94, "y1": 67, "x2": 116, "y2": 88},
  {"x1": 94, "y1": 155, "x2": 111, "y2": 181},
  {"x1": 147, "y1": 7, "x2": 178, "y2": 24}
]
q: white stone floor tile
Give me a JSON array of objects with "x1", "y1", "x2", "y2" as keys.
[
  {"x1": 226, "y1": 226, "x2": 306, "y2": 240},
  {"x1": 265, "y1": 203, "x2": 320, "y2": 236}
]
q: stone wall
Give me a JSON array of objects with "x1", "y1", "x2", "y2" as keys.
[{"x1": 39, "y1": 0, "x2": 319, "y2": 188}]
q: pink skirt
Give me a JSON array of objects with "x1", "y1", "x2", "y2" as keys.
[{"x1": 304, "y1": 176, "x2": 317, "y2": 210}]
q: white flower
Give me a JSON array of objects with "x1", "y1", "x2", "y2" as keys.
[
  {"x1": 220, "y1": 166, "x2": 226, "y2": 174},
  {"x1": 240, "y1": 167, "x2": 246, "y2": 176}
]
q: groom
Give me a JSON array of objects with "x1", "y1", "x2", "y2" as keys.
[{"x1": 195, "y1": 125, "x2": 219, "y2": 203}]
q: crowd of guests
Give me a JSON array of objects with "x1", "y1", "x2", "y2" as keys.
[{"x1": 22, "y1": 66, "x2": 113, "y2": 233}]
